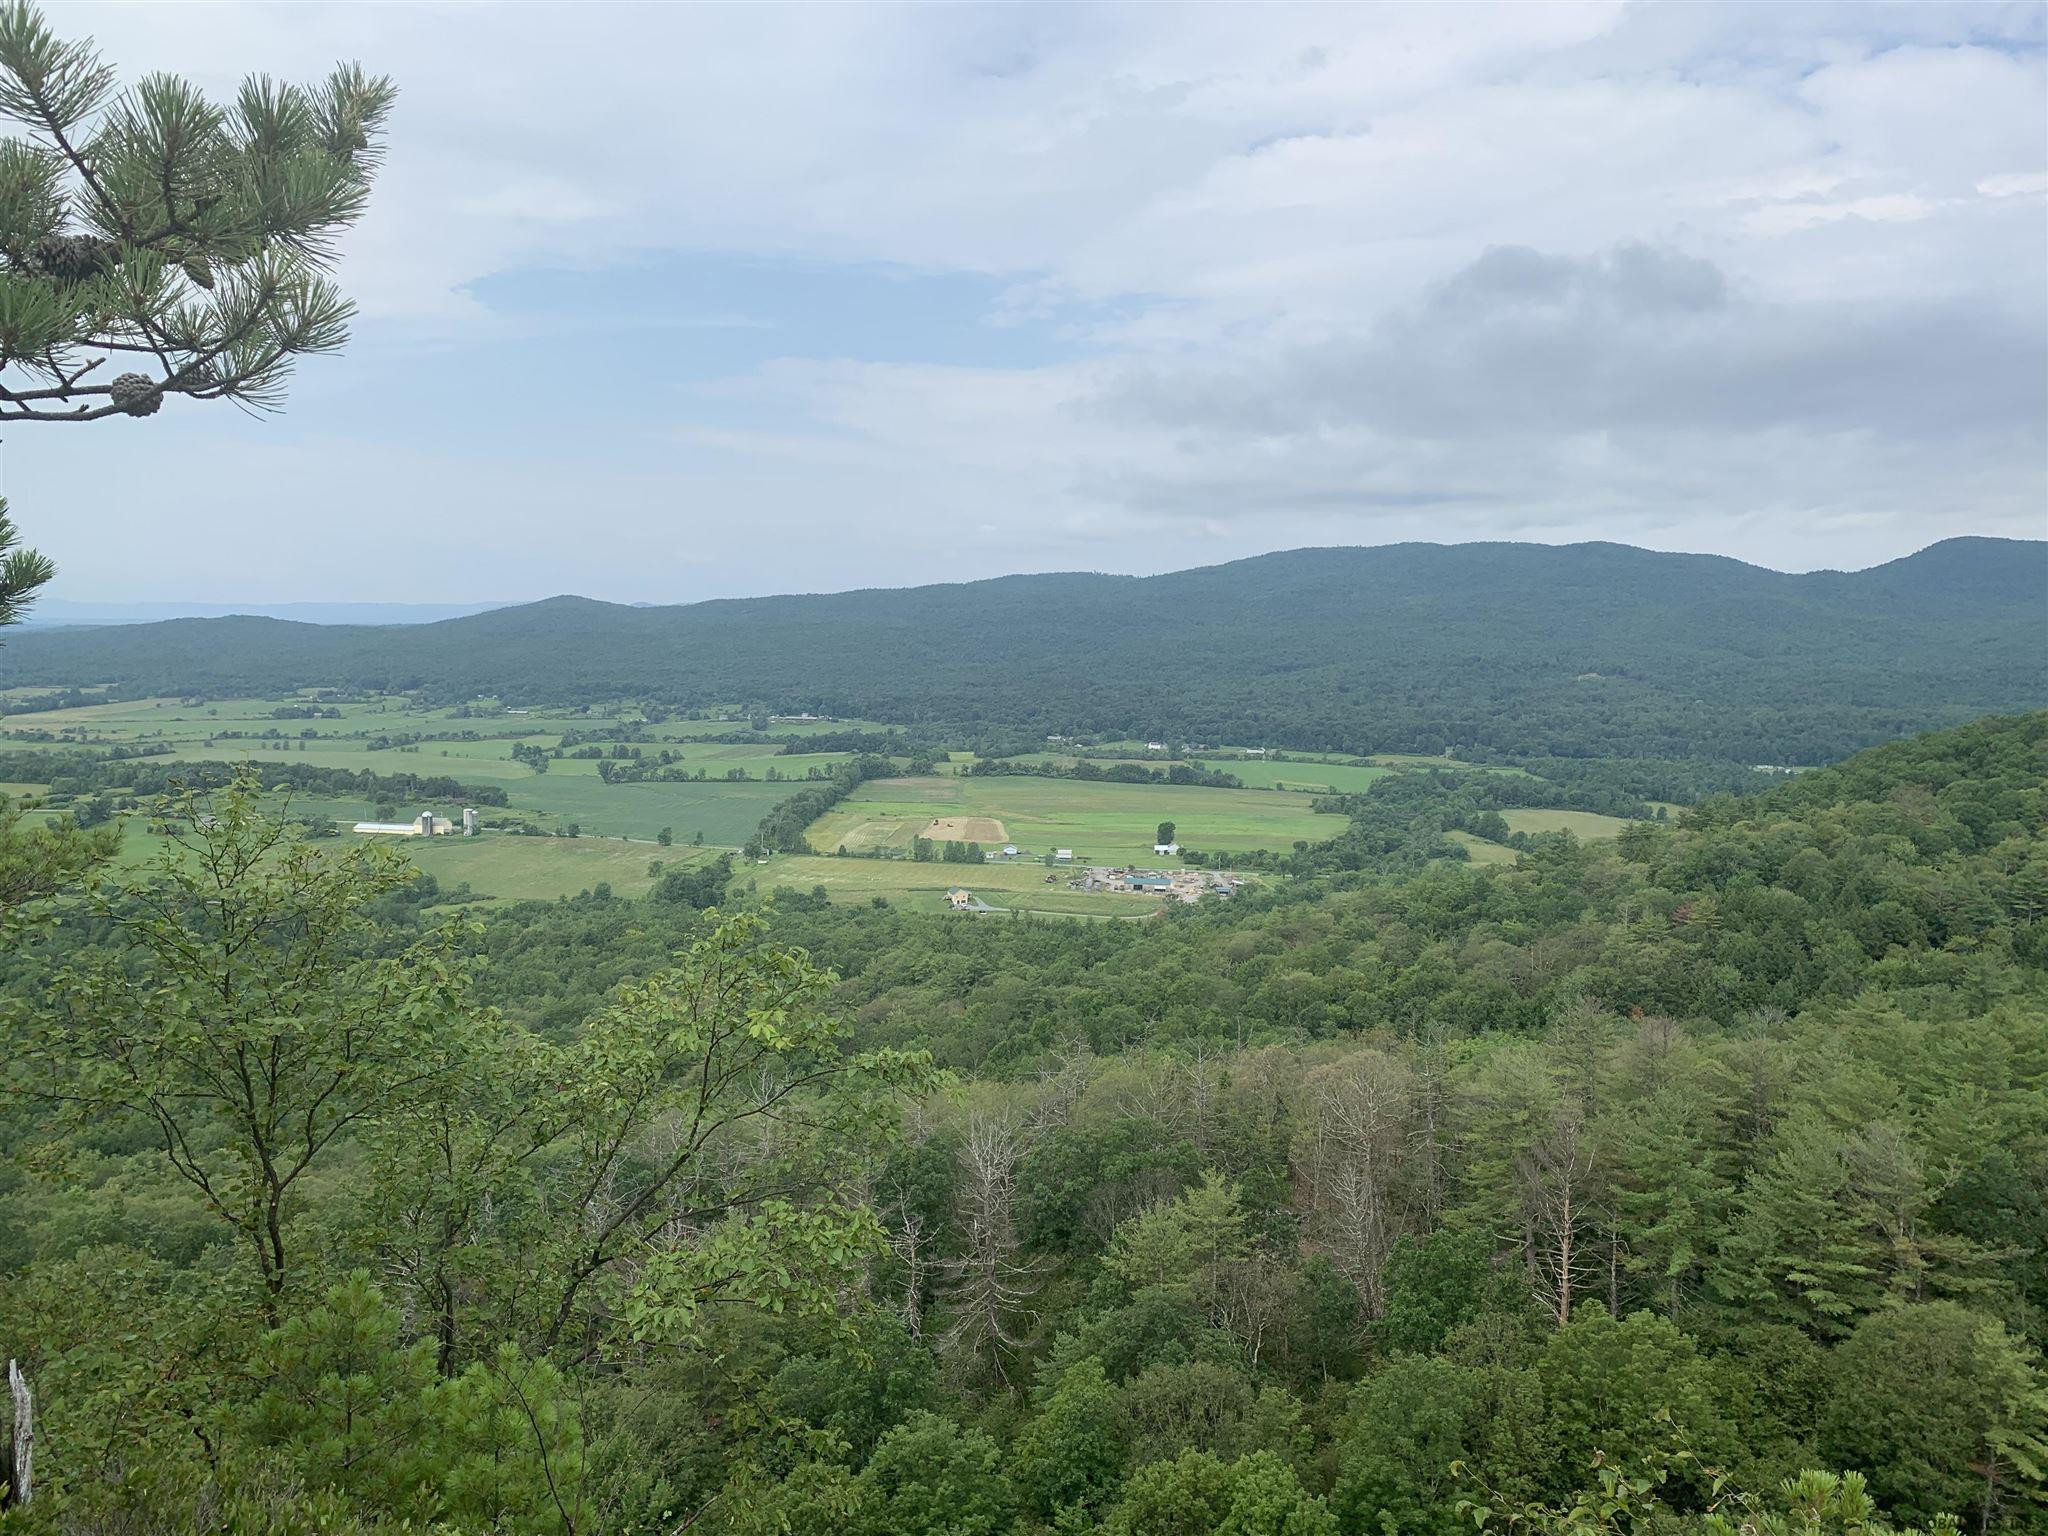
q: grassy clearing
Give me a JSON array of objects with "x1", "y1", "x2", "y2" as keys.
[
  {"x1": 1500, "y1": 808, "x2": 1634, "y2": 840},
  {"x1": 808, "y1": 775, "x2": 1332, "y2": 866},
  {"x1": 749, "y1": 854, "x2": 1168, "y2": 917},
  {"x1": 1447, "y1": 830, "x2": 1518, "y2": 865}
]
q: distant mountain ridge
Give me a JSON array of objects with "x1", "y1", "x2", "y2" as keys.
[
  {"x1": 3, "y1": 537, "x2": 2042, "y2": 763},
  {"x1": 21, "y1": 598, "x2": 513, "y2": 628}
]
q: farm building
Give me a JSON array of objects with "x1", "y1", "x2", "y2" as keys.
[
  {"x1": 1079, "y1": 865, "x2": 1242, "y2": 901},
  {"x1": 1154, "y1": 840, "x2": 1179, "y2": 856},
  {"x1": 1053, "y1": 848, "x2": 1074, "y2": 862},
  {"x1": 354, "y1": 811, "x2": 462, "y2": 837}
]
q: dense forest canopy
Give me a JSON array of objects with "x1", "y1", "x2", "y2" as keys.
[
  {"x1": 0, "y1": 711, "x2": 2043, "y2": 1532},
  {"x1": 6, "y1": 537, "x2": 2043, "y2": 762}
]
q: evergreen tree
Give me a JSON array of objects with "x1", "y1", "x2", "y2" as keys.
[
  {"x1": 0, "y1": 495, "x2": 51, "y2": 629},
  {"x1": 0, "y1": 2, "x2": 393, "y2": 622},
  {"x1": 1710, "y1": 1120, "x2": 1890, "y2": 1338},
  {"x1": 0, "y1": 1, "x2": 393, "y2": 423}
]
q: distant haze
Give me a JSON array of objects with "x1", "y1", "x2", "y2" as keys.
[
  {"x1": 21, "y1": 532, "x2": 2038, "y2": 620},
  {"x1": 21, "y1": 599, "x2": 514, "y2": 628}
]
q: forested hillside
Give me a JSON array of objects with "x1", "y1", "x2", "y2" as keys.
[
  {"x1": 7, "y1": 538, "x2": 2043, "y2": 761},
  {"x1": 1, "y1": 712, "x2": 2043, "y2": 1532}
]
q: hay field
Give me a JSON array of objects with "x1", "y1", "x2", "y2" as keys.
[{"x1": 807, "y1": 775, "x2": 1332, "y2": 867}]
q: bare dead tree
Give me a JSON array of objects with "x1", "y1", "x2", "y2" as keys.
[
  {"x1": 889, "y1": 1203, "x2": 931, "y2": 1338},
  {"x1": 1518, "y1": 1110, "x2": 1602, "y2": 1326},
  {"x1": 1025, "y1": 1041, "x2": 1093, "y2": 1138},
  {"x1": 1298, "y1": 1051, "x2": 1415, "y2": 1317},
  {"x1": 4, "y1": 1358, "x2": 31, "y2": 1507},
  {"x1": 937, "y1": 1113, "x2": 1039, "y2": 1387},
  {"x1": 1214, "y1": 1253, "x2": 1294, "y2": 1370},
  {"x1": 1410, "y1": 1030, "x2": 1451, "y2": 1227}
]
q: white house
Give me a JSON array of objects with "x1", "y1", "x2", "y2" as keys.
[
  {"x1": 1154, "y1": 840, "x2": 1180, "y2": 856},
  {"x1": 1053, "y1": 848, "x2": 1074, "y2": 862}
]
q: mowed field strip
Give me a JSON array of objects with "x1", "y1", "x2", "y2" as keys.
[{"x1": 807, "y1": 775, "x2": 1333, "y2": 867}]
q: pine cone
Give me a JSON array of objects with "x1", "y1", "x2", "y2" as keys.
[
  {"x1": 180, "y1": 253, "x2": 214, "y2": 290},
  {"x1": 109, "y1": 372, "x2": 162, "y2": 416},
  {"x1": 26, "y1": 233, "x2": 110, "y2": 282}
]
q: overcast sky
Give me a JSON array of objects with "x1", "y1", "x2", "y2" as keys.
[{"x1": 12, "y1": 2, "x2": 2047, "y2": 604}]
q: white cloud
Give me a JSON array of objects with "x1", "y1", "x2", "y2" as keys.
[{"x1": 17, "y1": 1, "x2": 2048, "y2": 598}]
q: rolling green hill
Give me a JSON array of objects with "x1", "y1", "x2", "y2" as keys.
[{"x1": 5, "y1": 537, "x2": 2042, "y2": 762}]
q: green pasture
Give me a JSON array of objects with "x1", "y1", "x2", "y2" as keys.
[
  {"x1": 807, "y1": 775, "x2": 1333, "y2": 867},
  {"x1": 1500, "y1": 808, "x2": 1634, "y2": 840},
  {"x1": 508, "y1": 776, "x2": 789, "y2": 843},
  {"x1": 399, "y1": 835, "x2": 720, "y2": 903},
  {"x1": 1215, "y1": 760, "x2": 1390, "y2": 793},
  {"x1": 1, "y1": 695, "x2": 257, "y2": 730},
  {"x1": 752, "y1": 853, "x2": 1166, "y2": 918}
]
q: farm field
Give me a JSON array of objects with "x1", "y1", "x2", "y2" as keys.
[
  {"x1": 0, "y1": 693, "x2": 835, "y2": 847},
  {"x1": 1215, "y1": 759, "x2": 1391, "y2": 793},
  {"x1": 750, "y1": 854, "x2": 1174, "y2": 917},
  {"x1": 401, "y1": 835, "x2": 721, "y2": 903},
  {"x1": 510, "y1": 776, "x2": 790, "y2": 843},
  {"x1": 1, "y1": 689, "x2": 1645, "y2": 907},
  {"x1": 807, "y1": 775, "x2": 1333, "y2": 867},
  {"x1": 538, "y1": 745, "x2": 852, "y2": 778},
  {"x1": 1500, "y1": 808, "x2": 1634, "y2": 839}
]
